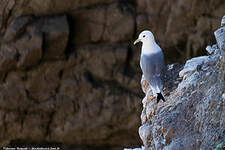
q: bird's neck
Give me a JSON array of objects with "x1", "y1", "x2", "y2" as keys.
[{"x1": 141, "y1": 41, "x2": 160, "y2": 55}]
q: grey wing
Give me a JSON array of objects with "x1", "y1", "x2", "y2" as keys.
[
  {"x1": 141, "y1": 52, "x2": 165, "y2": 93},
  {"x1": 154, "y1": 51, "x2": 165, "y2": 76},
  {"x1": 140, "y1": 55, "x2": 155, "y2": 82}
]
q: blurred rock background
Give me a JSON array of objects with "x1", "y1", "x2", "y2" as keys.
[{"x1": 0, "y1": 0, "x2": 224, "y2": 149}]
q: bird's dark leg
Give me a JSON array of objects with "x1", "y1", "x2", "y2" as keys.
[{"x1": 157, "y1": 93, "x2": 165, "y2": 103}]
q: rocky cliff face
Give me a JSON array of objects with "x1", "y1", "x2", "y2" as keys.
[
  {"x1": 0, "y1": 15, "x2": 142, "y2": 149},
  {"x1": 1, "y1": 0, "x2": 225, "y2": 62},
  {"x1": 0, "y1": 0, "x2": 225, "y2": 149},
  {"x1": 135, "y1": 44, "x2": 225, "y2": 150}
]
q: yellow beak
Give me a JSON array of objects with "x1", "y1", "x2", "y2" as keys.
[{"x1": 134, "y1": 39, "x2": 141, "y2": 45}]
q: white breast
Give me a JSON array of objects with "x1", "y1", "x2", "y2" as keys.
[{"x1": 142, "y1": 42, "x2": 161, "y2": 55}]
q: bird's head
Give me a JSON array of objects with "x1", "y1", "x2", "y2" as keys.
[{"x1": 134, "y1": 30, "x2": 155, "y2": 45}]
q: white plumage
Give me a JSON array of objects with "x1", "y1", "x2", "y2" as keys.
[{"x1": 134, "y1": 30, "x2": 166, "y2": 102}]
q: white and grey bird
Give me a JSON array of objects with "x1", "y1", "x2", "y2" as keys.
[{"x1": 134, "y1": 30, "x2": 165, "y2": 103}]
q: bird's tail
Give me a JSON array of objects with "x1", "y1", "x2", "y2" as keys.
[{"x1": 157, "y1": 93, "x2": 165, "y2": 103}]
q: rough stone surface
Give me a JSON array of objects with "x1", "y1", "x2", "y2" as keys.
[
  {"x1": 71, "y1": 3, "x2": 135, "y2": 45},
  {"x1": 0, "y1": 45, "x2": 17, "y2": 72},
  {"x1": 39, "y1": 16, "x2": 69, "y2": 59},
  {"x1": 0, "y1": 0, "x2": 225, "y2": 62},
  {"x1": 138, "y1": 45, "x2": 225, "y2": 150},
  {"x1": 0, "y1": 15, "x2": 142, "y2": 149},
  {"x1": 0, "y1": 0, "x2": 225, "y2": 149},
  {"x1": 0, "y1": 15, "x2": 68, "y2": 72},
  {"x1": 15, "y1": 25, "x2": 43, "y2": 69},
  {"x1": 2, "y1": 15, "x2": 33, "y2": 44},
  {"x1": 136, "y1": 0, "x2": 225, "y2": 61}
]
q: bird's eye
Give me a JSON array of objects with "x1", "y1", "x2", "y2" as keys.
[{"x1": 143, "y1": 35, "x2": 146, "y2": 38}]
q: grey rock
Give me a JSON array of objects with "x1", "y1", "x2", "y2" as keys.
[
  {"x1": 137, "y1": 46, "x2": 225, "y2": 150},
  {"x1": 206, "y1": 45, "x2": 214, "y2": 54},
  {"x1": 179, "y1": 56, "x2": 209, "y2": 78},
  {"x1": 139, "y1": 123, "x2": 152, "y2": 147},
  {"x1": 206, "y1": 44, "x2": 220, "y2": 55},
  {"x1": 214, "y1": 26, "x2": 225, "y2": 51},
  {"x1": 1, "y1": 0, "x2": 225, "y2": 149},
  {"x1": 221, "y1": 15, "x2": 225, "y2": 26}
]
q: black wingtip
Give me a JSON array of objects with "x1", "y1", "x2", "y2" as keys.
[{"x1": 157, "y1": 93, "x2": 165, "y2": 103}]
